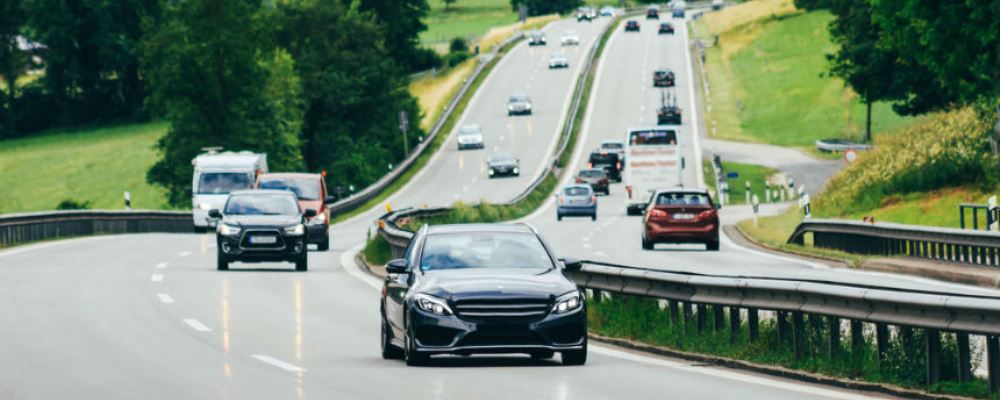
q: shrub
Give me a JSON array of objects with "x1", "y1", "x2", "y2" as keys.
[
  {"x1": 445, "y1": 51, "x2": 470, "y2": 67},
  {"x1": 56, "y1": 199, "x2": 92, "y2": 210},
  {"x1": 449, "y1": 37, "x2": 468, "y2": 53}
]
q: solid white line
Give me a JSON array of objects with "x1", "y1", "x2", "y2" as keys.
[
  {"x1": 0, "y1": 235, "x2": 114, "y2": 260},
  {"x1": 341, "y1": 245, "x2": 383, "y2": 290},
  {"x1": 590, "y1": 345, "x2": 875, "y2": 400},
  {"x1": 157, "y1": 293, "x2": 174, "y2": 304},
  {"x1": 594, "y1": 251, "x2": 609, "y2": 257},
  {"x1": 150, "y1": 274, "x2": 164, "y2": 283},
  {"x1": 682, "y1": 18, "x2": 705, "y2": 188},
  {"x1": 177, "y1": 251, "x2": 192, "y2": 257},
  {"x1": 155, "y1": 262, "x2": 168, "y2": 269},
  {"x1": 251, "y1": 354, "x2": 306, "y2": 373},
  {"x1": 183, "y1": 319, "x2": 212, "y2": 332}
]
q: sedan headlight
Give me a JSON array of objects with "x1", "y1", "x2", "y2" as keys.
[
  {"x1": 198, "y1": 202, "x2": 214, "y2": 210},
  {"x1": 512, "y1": 167, "x2": 520, "y2": 174},
  {"x1": 218, "y1": 223, "x2": 241, "y2": 235},
  {"x1": 284, "y1": 224, "x2": 305, "y2": 235},
  {"x1": 307, "y1": 212, "x2": 327, "y2": 225},
  {"x1": 415, "y1": 293, "x2": 453, "y2": 316},
  {"x1": 552, "y1": 292, "x2": 582, "y2": 314}
]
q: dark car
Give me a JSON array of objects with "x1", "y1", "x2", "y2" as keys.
[
  {"x1": 380, "y1": 224, "x2": 587, "y2": 366},
  {"x1": 646, "y1": 7, "x2": 659, "y2": 19},
  {"x1": 256, "y1": 173, "x2": 335, "y2": 251},
  {"x1": 577, "y1": 7, "x2": 595, "y2": 22},
  {"x1": 658, "y1": 22, "x2": 675, "y2": 35},
  {"x1": 487, "y1": 152, "x2": 520, "y2": 178},
  {"x1": 507, "y1": 94, "x2": 533, "y2": 116},
  {"x1": 588, "y1": 150, "x2": 621, "y2": 182},
  {"x1": 576, "y1": 168, "x2": 609, "y2": 195},
  {"x1": 624, "y1": 20, "x2": 640, "y2": 32},
  {"x1": 657, "y1": 92, "x2": 682, "y2": 125},
  {"x1": 528, "y1": 30, "x2": 547, "y2": 46},
  {"x1": 642, "y1": 189, "x2": 719, "y2": 251},
  {"x1": 672, "y1": 8, "x2": 686, "y2": 18},
  {"x1": 653, "y1": 69, "x2": 675, "y2": 87},
  {"x1": 210, "y1": 190, "x2": 316, "y2": 271}
]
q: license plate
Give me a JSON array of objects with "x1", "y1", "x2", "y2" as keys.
[
  {"x1": 673, "y1": 213, "x2": 695, "y2": 220},
  {"x1": 249, "y1": 235, "x2": 277, "y2": 244}
]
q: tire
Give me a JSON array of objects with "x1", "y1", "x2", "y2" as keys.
[
  {"x1": 381, "y1": 317, "x2": 404, "y2": 360},
  {"x1": 531, "y1": 351, "x2": 555, "y2": 360},
  {"x1": 591, "y1": 213, "x2": 597, "y2": 221},
  {"x1": 642, "y1": 235, "x2": 654, "y2": 250},
  {"x1": 295, "y1": 254, "x2": 308, "y2": 272},
  {"x1": 405, "y1": 328, "x2": 428, "y2": 366},
  {"x1": 217, "y1": 253, "x2": 229, "y2": 271},
  {"x1": 706, "y1": 241, "x2": 720, "y2": 251},
  {"x1": 317, "y1": 236, "x2": 330, "y2": 252},
  {"x1": 557, "y1": 214, "x2": 563, "y2": 221},
  {"x1": 562, "y1": 340, "x2": 587, "y2": 366},
  {"x1": 604, "y1": 188, "x2": 610, "y2": 196}
]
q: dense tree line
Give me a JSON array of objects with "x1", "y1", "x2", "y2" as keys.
[
  {"x1": 0, "y1": 0, "x2": 431, "y2": 207},
  {"x1": 510, "y1": 0, "x2": 582, "y2": 17},
  {"x1": 797, "y1": 0, "x2": 1000, "y2": 142}
]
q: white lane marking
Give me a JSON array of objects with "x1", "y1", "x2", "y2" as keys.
[
  {"x1": 155, "y1": 262, "x2": 169, "y2": 269},
  {"x1": 151, "y1": 274, "x2": 164, "y2": 283},
  {"x1": 177, "y1": 251, "x2": 192, "y2": 257},
  {"x1": 251, "y1": 354, "x2": 307, "y2": 373},
  {"x1": 183, "y1": 319, "x2": 212, "y2": 332},
  {"x1": 0, "y1": 235, "x2": 114, "y2": 260},
  {"x1": 594, "y1": 251, "x2": 609, "y2": 257},
  {"x1": 158, "y1": 293, "x2": 175, "y2": 304},
  {"x1": 681, "y1": 18, "x2": 704, "y2": 188},
  {"x1": 462, "y1": 185, "x2": 470, "y2": 192},
  {"x1": 590, "y1": 345, "x2": 874, "y2": 400},
  {"x1": 342, "y1": 245, "x2": 382, "y2": 290},
  {"x1": 583, "y1": 243, "x2": 592, "y2": 248}
]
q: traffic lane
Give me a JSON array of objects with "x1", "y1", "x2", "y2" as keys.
[
  {"x1": 386, "y1": 18, "x2": 609, "y2": 210},
  {"x1": 0, "y1": 234, "x2": 300, "y2": 400}
]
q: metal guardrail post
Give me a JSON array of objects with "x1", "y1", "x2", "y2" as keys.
[
  {"x1": 669, "y1": 300, "x2": 680, "y2": 326},
  {"x1": 729, "y1": 307, "x2": 741, "y2": 344},
  {"x1": 777, "y1": 311, "x2": 789, "y2": 344},
  {"x1": 926, "y1": 329, "x2": 941, "y2": 386},
  {"x1": 793, "y1": 311, "x2": 805, "y2": 360},
  {"x1": 713, "y1": 305, "x2": 724, "y2": 332},
  {"x1": 989, "y1": 336, "x2": 1000, "y2": 392},
  {"x1": 957, "y1": 332, "x2": 972, "y2": 382},
  {"x1": 850, "y1": 320, "x2": 864, "y2": 354},
  {"x1": 683, "y1": 302, "x2": 694, "y2": 334},
  {"x1": 748, "y1": 308, "x2": 759, "y2": 343},
  {"x1": 696, "y1": 304, "x2": 707, "y2": 334},
  {"x1": 828, "y1": 316, "x2": 841, "y2": 358}
]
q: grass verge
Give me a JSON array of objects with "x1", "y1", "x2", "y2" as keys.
[
  {"x1": 0, "y1": 123, "x2": 169, "y2": 213},
  {"x1": 736, "y1": 208, "x2": 868, "y2": 266},
  {"x1": 703, "y1": 160, "x2": 779, "y2": 205},
  {"x1": 589, "y1": 294, "x2": 994, "y2": 399}
]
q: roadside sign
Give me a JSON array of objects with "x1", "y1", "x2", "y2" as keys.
[
  {"x1": 726, "y1": 172, "x2": 738, "y2": 179},
  {"x1": 844, "y1": 149, "x2": 858, "y2": 163}
]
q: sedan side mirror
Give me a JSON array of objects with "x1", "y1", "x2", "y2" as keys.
[
  {"x1": 208, "y1": 209, "x2": 222, "y2": 219},
  {"x1": 386, "y1": 259, "x2": 409, "y2": 274},
  {"x1": 303, "y1": 209, "x2": 318, "y2": 219},
  {"x1": 324, "y1": 196, "x2": 337, "y2": 205},
  {"x1": 561, "y1": 257, "x2": 582, "y2": 272}
]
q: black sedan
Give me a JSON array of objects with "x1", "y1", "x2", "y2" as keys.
[
  {"x1": 210, "y1": 190, "x2": 315, "y2": 271},
  {"x1": 380, "y1": 224, "x2": 587, "y2": 366},
  {"x1": 653, "y1": 69, "x2": 675, "y2": 87},
  {"x1": 658, "y1": 22, "x2": 675, "y2": 35},
  {"x1": 576, "y1": 168, "x2": 610, "y2": 195},
  {"x1": 487, "y1": 152, "x2": 520, "y2": 178},
  {"x1": 624, "y1": 20, "x2": 640, "y2": 32}
]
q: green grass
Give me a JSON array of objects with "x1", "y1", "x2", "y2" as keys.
[
  {"x1": 421, "y1": 0, "x2": 519, "y2": 46},
  {"x1": 736, "y1": 208, "x2": 869, "y2": 266},
  {"x1": 363, "y1": 234, "x2": 394, "y2": 265},
  {"x1": 704, "y1": 160, "x2": 779, "y2": 205},
  {"x1": 696, "y1": 10, "x2": 913, "y2": 148},
  {"x1": 834, "y1": 187, "x2": 996, "y2": 229},
  {"x1": 589, "y1": 294, "x2": 995, "y2": 399},
  {"x1": 0, "y1": 123, "x2": 169, "y2": 213}
]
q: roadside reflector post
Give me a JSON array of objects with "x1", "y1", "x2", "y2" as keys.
[
  {"x1": 989, "y1": 195, "x2": 998, "y2": 232},
  {"x1": 745, "y1": 181, "x2": 750, "y2": 204},
  {"x1": 124, "y1": 191, "x2": 131, "y2": 210},
  {"x1": 751, "y1": 195, "x2": 760, "y2": 227},
  {"x1": 803, "y1": 194, "x2": 812, "y2": 219},
  {"x1": 764, "y1": 182, "x2": 771, "y2": 204}
]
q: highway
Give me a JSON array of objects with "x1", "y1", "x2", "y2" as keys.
[{"x1": 0, "y1": 13, "x2": 969, "y2": 400}]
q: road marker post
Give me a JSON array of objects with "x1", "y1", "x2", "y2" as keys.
[
  {"x1": 745, "y1": 181, "x2": 750, "y2": 204},
  {"x1": 802, "y1": 194, "x2": 812, "y2": 219},
  {"x1": 124, "y1": 191, "x2": 131, "y2": 210},
  {"x1": 764, "y1": 182, "x2": 771, "y2": 204},
  {"x1": 990, "y1": 196, "x2": 998, "y2": 232},
  {"x1": 752, "y1": 195, "x2": 760, "y2": 228}
]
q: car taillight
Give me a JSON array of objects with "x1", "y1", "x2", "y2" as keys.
[
  {"x1": 626, "y1": 185, "x2": 632, "y2": 199},
  {"x1": 648, "y1": 209, "x2": 668, "y2": 218},
  {"x1": 559, "y1": 196, "x2": 565, "y2": 205},
  {"x1": 590, "y1": 195, "x2": 596, "y2": 204},
  {"x1": 616, "y1": 162, "x2": 622, "y2": 170},
  {"x1": 698, "y1": 209, "x2": 718, "y2": 220},
  {"x1": 576, "y1": 178, "x2": 584, "y2": 183}
]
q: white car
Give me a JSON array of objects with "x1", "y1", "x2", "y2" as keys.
[
  {"x1": 548, "y1": 53, "x2": 569, "y2": 69},
  {"x1": 561, "y1": 30, "x2": 580, "y2": 46},
  {"x1": 599, "y1": 6, "x2": 616, "y2": 17},
  {"x1": 457, "y1": 125, "x2": 484, "y2": 150}
]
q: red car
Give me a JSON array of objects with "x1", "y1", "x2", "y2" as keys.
[
  {"x1": 256, "y1": 172, "x2": 334, "y2": 251},
  {"x1": 641, "y1": 189, "x2": 719, "y2": 251}
]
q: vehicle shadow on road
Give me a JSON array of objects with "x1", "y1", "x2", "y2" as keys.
[
  {"x1": 416, "y1": 356, "x2": 563, "y2": 368},
  {"x1": 222, "y1": 267, "x2": 304, "y2": 273}
]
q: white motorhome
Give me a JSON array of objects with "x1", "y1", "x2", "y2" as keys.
[
  {"x1": 624, "y1": 127, "x2": 684, "y2": 215},
  {"x1": 191, "y1": 151, "x2": 268, "y2": 230}
]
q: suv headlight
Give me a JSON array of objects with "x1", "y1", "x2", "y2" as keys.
[
  {"x1": 307, "y1": 212, "x2": 326, "y2": 225},
  {"x1": 198, "y1": 202, "x2": 213, "y2": 210},
  {"x1": 218, "y1": 223, "x2": 241, "y2": 235},
  {"x1": 552, "y1": 292, "x2": 582, "y2": 314},
  {"x1": 284, "y1": 224, "x2": 305, "y2": 235},
  {"x1": 414, "y1": 293, "x2": 453, "y2": 316}
]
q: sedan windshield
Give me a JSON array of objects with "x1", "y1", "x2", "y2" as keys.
[
  {"x1": 509, "y1": 95, "x2": 529, "y2": 103},
  {"x1": 224, "y1": 195, "x2": 300, "y2": 216},
  {"x1": 490, "y1": 153, "x2": 515, "y2": 163},
  {"x1": 420, "y1": 232, "x2": 552, "y2": 271},
  {"x1": 197, "y1": 173, "x2": 254, "y2": 195},
  {"x1": 258, "y1": 178, "x2": 321, "y2": 200}
]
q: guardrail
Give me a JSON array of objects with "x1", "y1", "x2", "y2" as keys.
[
  {"x1": 0, "y1": 210, "x2": 193, "y2": 247},
  {"x1": 326, "y1": 32, "x2": 525, "y2": 216},
  {"x1": 788, "y1": 219, "x2": 1000, "y2": 267},
  {"x1": 815, "y1": 138, "x2": 871, "y2": 153}
]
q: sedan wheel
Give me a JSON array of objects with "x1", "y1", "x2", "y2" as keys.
[
  {"x1": 405, "y1": 327, "x2": 428, "y2": 366},
  {"x1": 381, "y1": 318, "x2": 404, "y2": 360}
]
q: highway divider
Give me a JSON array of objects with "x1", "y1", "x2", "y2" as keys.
[{"x1": 0, "y1": 210, "x2": 192, "y2": 247}]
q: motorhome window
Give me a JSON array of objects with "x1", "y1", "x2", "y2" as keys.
[
  {"x1": 629, "y1": 130, "x2": 677, "y2": 145},
  {"x1": 198, "y1": 173, "x2": 254, "y2": 194},
  {"x1": 258, "y1": 178, "x2": 321, "y2": 200}
]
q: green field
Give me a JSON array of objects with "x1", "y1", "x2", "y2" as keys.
[
  {"x1": 703, "y1": 160, "x2": 779, "y2": 205},
  {"x1": 421, "y1": 0, "x2": 520, "y2": 46},
  {"x1": 697, "y1": 9, "x2": 913, "y2": 148},
  {"x1": 0, "y1": 123, "x2": 168, "y2": 213}
]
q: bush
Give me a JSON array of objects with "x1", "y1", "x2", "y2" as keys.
[
  {"x1": 56, "y1": 199, "x2": 92, "y2": 210},
  {"x1": 410, "y1": 47, "x2": 443, "y2": 72},
  {"x1": 815, "y1": 107, "x2": 998, "y2": 216},
  {"x1": 444, "y1": 51, "x2": 471, "y2": 67},
  {"x1": 449, "y1": 37, "x2": 468, "y2": 53}
]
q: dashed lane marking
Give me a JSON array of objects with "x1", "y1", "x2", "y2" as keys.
[{"x1": 183, "y1": 319, "x2": 212, "y2": 332}]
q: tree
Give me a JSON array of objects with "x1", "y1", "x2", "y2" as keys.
[
  {"x1": 347, "y1": 0, "x2": 430, "y2": 72},
  {"x1": 276, "y1": 1, "x2": 422, "y2": 192},
  {"x1": 143, "y1": 0, "x2": 303, "y2": 206},
  {"x1": 443, "y1": 0, "x2": 456, "y2": 11},
  {"x1": 510, "y1": 0, "x2": 581, "y2": 16},
  {"x1": 0, "y1": 0, "x2": 27, "y2": 135}
]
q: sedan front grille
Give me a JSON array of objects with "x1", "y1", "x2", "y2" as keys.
[
  {"x1": 453, "y1": 298, "x2": 551, "y2": 323},
  {"x1": 240, "y1": 230, "x2": 286, "y2": 249}
]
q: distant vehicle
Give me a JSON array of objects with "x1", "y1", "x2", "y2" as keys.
[
  {"x1": 658, "y1": 22, "x2": 675, "y2": 35},
  {"x1": 588, "y1": 150, "x2": 622, "y2": 182},
  {"x1": 653, "y1": 68, "x2": 675, "y2": 87},
  {"x1": 711, "y1": 0, "x2": 724, "y2": 11},
  {"x1": 576, "y1": 168, "x2": 610, "y2": 195},
  {"x1": 642, "y1": 188, "x2": 719, "y2": 251},
  {"x1": 672, "y1": 2, "x2": 687, "y2": 19},
  {"x1": 191, "y1": 150, "x2": 267, "y2": 232},
  {"x1": 624, "y1": 127, "x2": 684, "y2": 215},
  {"x1": 379, "y1": 224, "x2": 587, "y2": 366},
  {"x1": 577, "y1": 7, "x2": 596, "y2": 22},
  {"x1": 599, "y1": 6, "x2": 616, "y2": 17},
  {"x1": 561, "y1": 30, "x2": 580, "y2": 46},
  {"x1": 457, "y1": 124, "x2": 485, "y2": 150},
  {"x1": 548, "y1": 52, "x2": 569, "y2": 69},
  {"x1": 507, "y1": 94, "x2": 533, "y2": 116},
  {"x1": 557, "y1": 185, "x2": 597, "y2": 221},
  {"x1": 646, "y1": 6, "x2": 660, "y2": 19},
  {"x1": 255, "y1": 173, "x2": 334, "y2": 251},
  {"x1": 487, "y1": 152, "x2": 520, "y2": 178},
  {"x1": 528, "y1": 30, "x2": 547, "y2": 46},
  {"x1": 657, "y1": 92, "x2": 682, "y2": 125},
  {"x1": 599, "y1": 140, "x2": 626, "y2": 164},
  {"x1": 624, "y1": 20, "x2": 640, "y2": 32},
  {"x1": 210, "y1": 190, "x2": 315, "y2": 271}
]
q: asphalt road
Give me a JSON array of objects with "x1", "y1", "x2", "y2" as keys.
[{"x1": 0, "y1": 14, "x2": 961, "y2": 400}]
